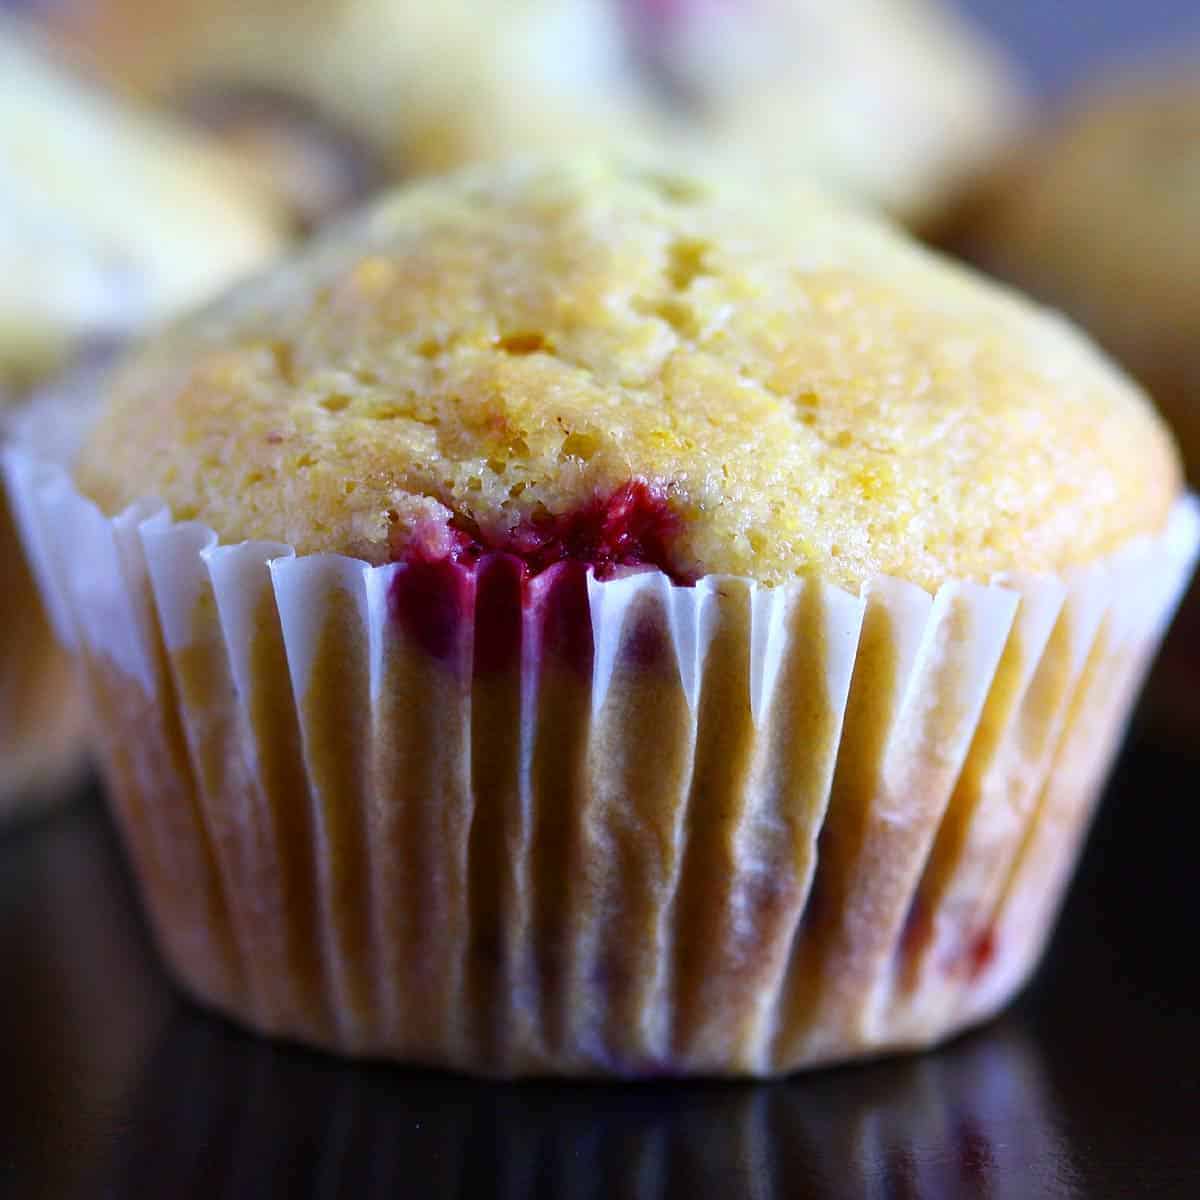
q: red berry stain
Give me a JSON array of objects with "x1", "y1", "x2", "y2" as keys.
[
  {"x1": 621, "y1": 610, "x2": 672, "y2": 670},
  {"x1": 388, "y1": 553, "x2": 476, "y2": 666},
  {"x1": 531, "y1": 561, "x2": 595, "y2": 678},
  {"x1": 388, "y1": 481, "x2": 687, "y2": 670},
  {"x1": 472, "y1": 553, "x2": 527, "y2": 675},
  {"x1": 966, "y1": 927, "x2": 998, "y2": 982},
  {"x1": 503, "y1": 480, "x2": 688, "y2": 583}
]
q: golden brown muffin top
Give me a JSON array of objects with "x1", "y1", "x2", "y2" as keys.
[{"x1": 77, "y1": 158, "x2": 1181, "y2": 591}]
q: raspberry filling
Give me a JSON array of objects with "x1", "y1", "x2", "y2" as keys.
[
  {"x1": 398, "y1": 480, "x2": 688, "y2": 583},
  {"x1": 388, "y1": 481, "x2": 689, "y2": 672}
]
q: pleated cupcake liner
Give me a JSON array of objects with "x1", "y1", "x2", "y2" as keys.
[
  {"x1": 0, "y1": 487, "x2": 88, "y2": 817},
  {"x1": 0, "y1": 365, "x2": 117, "y2": 817},
  {"x1": 0, "y1": 365, "x2": 100, "y2": 817},
  {"x1": 5, "y1": 441, "x2": 1197, "y2": 1076}
]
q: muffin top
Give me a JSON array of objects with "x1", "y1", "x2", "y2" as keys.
[
  {"x1": 0, "y1": 20, "x2": 284, "y2": 396},
  {"x1": 970, "y1": 66, "x2": 1200, "y2": 357},
  {"x1": 77, "y1": 158, "x2": 1181, "y2": 592},
  {"x1": 42, "y1": 0, "x2": 1021, "y2": 227},
  {"x1": 623, "y1": 0, "x2": 1023, "y2": 227}
]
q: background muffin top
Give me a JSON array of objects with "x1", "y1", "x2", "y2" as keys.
[
  {"x1": 77, "y1": 157, "x2": 1181, "y2": 593},
  {"x1": 0, "y1": 19, "x2": 285, "y2": 398},
  {"x1": 42, "y1": 0, "x2": 1021, "y2": 229},
  {"x1": 956, "y1": 60, "x2": 1200, "y2": 486},
  {"x1": 963, "y1": 64, "x2": 1200, "y2": 384}
]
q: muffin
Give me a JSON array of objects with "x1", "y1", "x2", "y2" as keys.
[
  {"x1": 0, "y1": 19, "x2": 284, "y2": 817},
  {"x1": 43, "y1": 0, "x2": 1022, "y2": 228},
  {"x1": 961, "y1": 63, "x2": 1200, "y2": 479},
  {"x1": 172, "y1": 84, "x2": 386, "y2": 235},
  {"x1": 6, "y1": 158, "x2": 1195, "y2": 1076},
  {"x1": 956, "y1": 63, "x2": 1200, "y2": 744},
  {"x1": 0, "y1": 19, "x2": 285, "y2": 392},
  {"x1": 615, "y1": 0, "x2": 1025, "y2": 229}
]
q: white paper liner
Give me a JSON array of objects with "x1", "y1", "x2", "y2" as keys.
[
  {"x1": 5, "y1": 441, "x2": 1197, "y2": 1076},
  {"x1": 0, "y1": 370, "x2": 104, "y2": 813},
  {"x1": 0, "y1": 481, "x2": 88, "y2": 815}
]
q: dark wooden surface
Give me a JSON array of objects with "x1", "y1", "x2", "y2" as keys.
[{"x1": 1, "y1": 738, "x2": 1197, "y2": 1199}]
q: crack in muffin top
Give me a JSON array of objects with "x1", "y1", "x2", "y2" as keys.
[{"x1": 76, "y1": 157, "x2": 1182, "y2": 591}]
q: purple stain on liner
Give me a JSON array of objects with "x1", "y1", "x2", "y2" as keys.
[
  {"x1": 472, "y1": 553, "x2": 527, "y2": 677},
  {"x1": 387, "y1": 479, "x2": 691, "y2": 676},
  {"x1": 388, "y1": 557, "x2": 475, "y2": 663},
  {"x1": 529, "y1": 560, "x2": 594, "y2": 679},
  {"x1": 621, "y1": 608, "x2": 672, "y2": 670}
]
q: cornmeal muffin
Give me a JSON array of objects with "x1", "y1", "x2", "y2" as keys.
[
  {"x1": 10, "y1": 159, "x2": 1196, "y2": 1075},
  {"x1": 0, "y1": 20, "x2": 284, "y2": 817},
  {"x1": 43, "y1": 0, "x2": 1022, "y2": 228}
]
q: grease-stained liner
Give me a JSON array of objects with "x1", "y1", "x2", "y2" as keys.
[{"x1": 5, "y1": 441, "x2": 1196, "y2": 1076}]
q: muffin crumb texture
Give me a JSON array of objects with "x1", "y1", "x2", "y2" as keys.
[{"x1": 77, "y1": 158, "x2": 1181, "y2": 592}]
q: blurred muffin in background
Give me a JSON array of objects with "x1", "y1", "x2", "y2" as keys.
[
  {"x1": 40, "y1": 0, "x2": 1024, "y2": 229},
  {"x1": 0, "y1": 18, "x2": 285, "y2": 394},
  {"x1": 173, "y1": 84, "x2": 387, "y2": 235},
  {"x1": 0, "y1": 18, "x2": 285, "y2": 818},
  {"x1": 955, "y1": 62, "x2": 1200, "y2": 748},
  {"x1": 617, "y1": 0, "x2": 1025, "y2": 229},
  {"x1": 960, "y1": 62, "x2": 1200, "y2": 480}
]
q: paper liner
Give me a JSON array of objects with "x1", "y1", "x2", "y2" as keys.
[
  {"x1": 0, "y1": 478, "x2": 88, "y2": 819},
  {"x1": 5, "y1": 443, "x2": 1197, "y2": 1076},
  {"x1": 0, "y1": 360, "x2": 115, "y2": 817}
]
